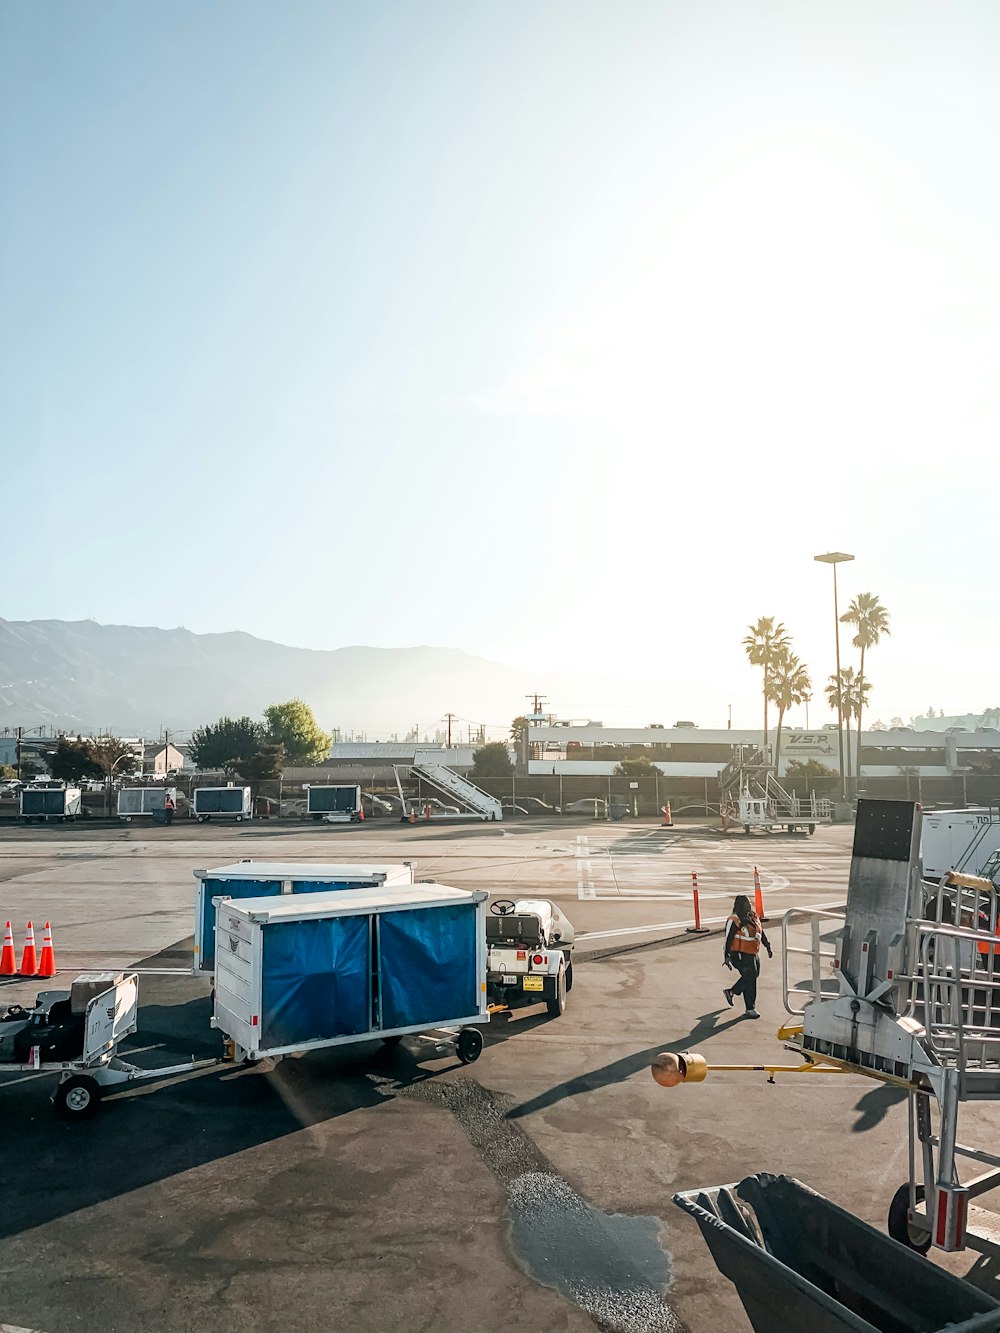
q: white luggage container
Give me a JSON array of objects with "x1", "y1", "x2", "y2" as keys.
[
  {"x1": 211, "y1": 883, "x2": 488, "y2": 1065},
  {"x1": 20, "y1": 786, "x2": 82, "y2": 823},
  {"x1": 192, "y1": 785, "x2": 252, "y2": 823},
  {"x1": 117, "y1": 787, "x2": 177, "y2": 821}
]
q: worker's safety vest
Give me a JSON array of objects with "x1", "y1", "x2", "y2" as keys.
[{"x1": 729, "y1": 916, "x2": 761, "y2": 956}]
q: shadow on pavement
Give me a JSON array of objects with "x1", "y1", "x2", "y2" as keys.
[
  {"x1": 851, "y1": 1083, "x2": 907, "y2": 1132},
  {"x1": 0, "y1": 940, "x2": 448, "y2": 1242},
  {"x1": 505, "y1": 1008, "x2": 746, "y2": 1120}
]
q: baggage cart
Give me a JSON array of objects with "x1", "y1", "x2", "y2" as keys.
[
  {"x1": 211, "y1": 883, "x2": 488, "y2": 1065},
  {"x1": 192, "y1": 785, "x2": 252, "y2": 823}
]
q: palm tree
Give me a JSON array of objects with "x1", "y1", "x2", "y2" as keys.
[
  {"x1": 840, "y1": 593, "x2": 890, "y2": 775},
  {"x1": 825, "y1": 667, "x2": 871, "y2": 783},
  {"x1": 742, "y1": 617, "x2": 790, "y2": 746},
  {"x1": 767, "y1": 651, "x2": 812, "y2": 771}
]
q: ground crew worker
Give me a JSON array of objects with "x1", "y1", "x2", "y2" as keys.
[
  {"x1": 722, "y1": 893, "x2": 772, "y2": 1019},
  {"x1": 164, "y1": 794, "x2": 174, "y2": 826}
]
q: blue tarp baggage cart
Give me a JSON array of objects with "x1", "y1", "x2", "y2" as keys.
[
  {"x1": 193, "y1": 861, "x2": 416, "y2": 973},
  {"x1": 674, "y1": 1173, "x2": 1000, "y2": 1333},
  {"x1": 210, "y1": 883, "x2": 488, "y2": 1065}
]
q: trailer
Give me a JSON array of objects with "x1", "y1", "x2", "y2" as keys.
[
  {"x1": 20, "y1": 785, "x2": 82, "y2": 824},
  {"x1": 486, "y1": 897, "x2": 575, "y2": 1017},
  {"x1": 193, "y1": 860, "x2": 417, "y2": 973},
  {"x1": 211, "y1": 883, "x2": 488, "y2": 1065},
  {"x1": 192, "y1": 785, "x2": 252, "y2": 823},
  {"x1": 0, "y1": 972, "x2": 218, "y2": 1119},
  {"x1": 921, "y1": 807, "x2": 1000, "y2": 880},
  {"x1": 117, "y1": 786, "x2": 177, "y2": 823},
  {"x1": 306, "y1": 784, "x2": 362, "y2": 823}
]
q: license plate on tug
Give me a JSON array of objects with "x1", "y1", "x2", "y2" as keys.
[
  {"x1": 522, "y1": 976, "x2": 543, "y2": 992},
  {"x1": 501, "y1": 974, "x2": 517, "y2": 985}
]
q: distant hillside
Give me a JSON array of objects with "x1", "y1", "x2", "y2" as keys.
[{"x1": 0, "y1": 618, "x2": 667, "y2": 737}]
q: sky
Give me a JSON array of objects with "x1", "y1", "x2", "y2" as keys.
[{"x1": 3, "y1": 0, "x2": 1000, "y2": 730}]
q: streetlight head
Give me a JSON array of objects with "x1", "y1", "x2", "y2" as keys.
[{"x1": 814, "y1": 551, "x2": 855, "y2": 565}]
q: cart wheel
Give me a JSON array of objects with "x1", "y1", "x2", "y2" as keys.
[
  {"x1": 236, "y1": 815, "x2": 243, "y2": 823},
  {"x1": 380, "y1": 1034, "x2": 403, "y2": 1046},
  {"x1": 197, "y1": 815, "x2": 206, "y2": 824},
  {"x1": 565, "y1": 959, "x2": 574, "y2": 993},
  {"x1": 744, "y1": 825, "x2": 751, "y2": 835},
  {"x1": 54, "y1": 1075, "x2": 103, "y2": 1120},
  {"x1": 546, "y1": 964, "x2": 568, "y2": 1018},
  {"x1": 888, "y1": 1184, "x2": 931, "y2": 1255},
  {"x1": 456, "y1": 1028, "x2": 483, "y2": 1064}
]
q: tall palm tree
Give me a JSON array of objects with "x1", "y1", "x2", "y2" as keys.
[
  {"x1": 767, "y1": 651, "x2": 812, "y2": 771},
  {"x1": 825, "y1": 667, "x2": 871, "y2": 783},
  {"x1": 840, "y1": 593, "x2": 890, "y2": 775},
  {"x1": 742, "y1": 617, "x2": 790, "y2": 746}
]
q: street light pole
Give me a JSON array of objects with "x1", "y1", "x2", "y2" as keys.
[{"x1": 814, "y1": 551, "x2": 855, "y2": 803}]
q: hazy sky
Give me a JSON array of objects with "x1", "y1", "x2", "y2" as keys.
[{"x1": 3, "y1": 1, "x2": 1000, "y2": 728}]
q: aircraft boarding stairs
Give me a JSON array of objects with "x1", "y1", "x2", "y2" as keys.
[
  {"x1": 783, "y1": 800, "x2": 1000, "y2": 1256},
  {"x1": 719, "y1": 744, "x2": 833, "y2": 828},
  {"x1": 407, "y1": 763, "x2": 503, "y2": 821}
]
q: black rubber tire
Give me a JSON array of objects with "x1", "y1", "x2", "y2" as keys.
[
  {"x1": 54, "y1": 1075, "x2": 103, "y2": 1120},
  {"x1": 888, "y1": 1184, "x2": 931, "y2": 1255},
  {"x1": 236, "y1": 815, "x2": 243, "y2": 823},
  {"x1": 456, "y1": 1028, "x2": 483, "y2": 1064},
  {"x1": 380, "y1": 1034, "x2": 403, "y2": 1046},
  {"x1": 546, "y1": 964, "x2": 568, "y2": 1018},
  {"x1": 565, "y1": 959, "x2": 574, "y2": 992},
  {"x1": 197, "y1": 815, "x2": 206, "y2": 823},
  {"x1": 744, "y1": 825, "x2": 751, "y2": 835}
]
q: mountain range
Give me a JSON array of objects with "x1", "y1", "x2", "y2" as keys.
[{"x1": 0, "y1": 617, "x2": 669, "y2": 739}]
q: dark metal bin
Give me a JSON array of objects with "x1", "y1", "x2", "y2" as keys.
[{"x1": 674, "y1": 1174, "x2": 1000, "y2": 1333}]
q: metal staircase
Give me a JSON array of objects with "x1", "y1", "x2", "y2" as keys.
[
  {"x1": 409, "y1": 763, "x2": 503, "y2": 821},
  {"x1": 719, "y1": 743, "x2": 833, "y2": 828}
]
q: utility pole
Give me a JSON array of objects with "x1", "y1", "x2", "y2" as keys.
[
  {"x1": 16, "y1": 725, "x2": 22, "y2": 781},
  {"x1": 445, "y1": 713, "x2": 456, "y2": 749},
  {"x1": 525, "y1": 693, "x2": 549, "y2": 723}
]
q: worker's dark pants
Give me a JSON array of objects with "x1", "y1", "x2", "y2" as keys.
[{"x1": 729, "y1": 953, "x2": 759, "y2": 1011}]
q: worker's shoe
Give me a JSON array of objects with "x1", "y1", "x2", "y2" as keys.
[
  {"x1": 723, "y1": 988, "x2": 734, "y2": 1008},
  {"x1": 745, "y1": 1009, "x2": 760, "y2": 1019}
]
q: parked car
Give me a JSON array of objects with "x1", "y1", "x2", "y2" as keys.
[
  {"x1": 361, "y1": 791, "x2": 394, "y2": 817},
  {"x1": 517, "y1": 796, "x2": 560, "y2": 816},
  {"x1": 502, "y1": 802, "x2": 530, "y2": 816},
  {"x1": 564, "y1": 798, "x2": 608, "y2": 817}
]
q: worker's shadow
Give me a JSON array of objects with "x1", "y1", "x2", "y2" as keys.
[
  {"x1": 505, "y1": 1008, "x2": 746, "y2": 1120},
  {"x1": 851, "y1": 1084, "x2": 907, "y2": 1133}
]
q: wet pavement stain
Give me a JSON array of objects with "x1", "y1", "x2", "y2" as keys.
[{"x1": 369, "y1": 1071, "x2": 687, "y2": 1333}]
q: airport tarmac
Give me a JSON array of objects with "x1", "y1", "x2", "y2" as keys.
[{"x1": 1, "y1": 817, "x2": 998, "y2": 1332}]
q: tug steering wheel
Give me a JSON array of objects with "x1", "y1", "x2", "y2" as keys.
[{"x1": 490, "y1": 899, "x2": 517, "y2": 916}]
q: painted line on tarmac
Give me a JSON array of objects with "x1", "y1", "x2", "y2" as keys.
[{"x1": 578, "y1": 898, "x2": 846, "y2": 942}]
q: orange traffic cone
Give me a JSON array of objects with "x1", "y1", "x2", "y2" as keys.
[
  {"x1": 19, "y1": 920, "x2": 38, "y2": 976},
  {"x1": 662, "y1": 802, "x2": 673, "y2": 828},
  {"x1": 37, "y1": 921, "x2": 56, "y2": 978},
  {"x1": 409, "y1": 809, "x2": 416, "y2": 825},
  {"x1": 0, "y1": 921, "x2": 15, "y2": 975},
  {"x1": 358, "y1": 806, "x2": 365, "y2": 821}
]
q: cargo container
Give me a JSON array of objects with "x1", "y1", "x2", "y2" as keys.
[
  {"x1": 192, "y1": 785, "x2": 252, "y2": 823},
  {"x1": 20, "y1": 786, "x2": 82, "y2": 823},
  {"x1": 117, "y1": 787, "x2": 178, "y2": 822},
  {"x1": 921, "y1": 808, "x2": 1000, "y2": 880},
  {"x1": 210, "y1": 883, "x2": 488, "y2": 1064},
  {"x1": 193, "y1": 860, "x2": 417, "y2": 972},
  {"x1": 306, "y1": 784, "x2": 362, "y2": 822}
]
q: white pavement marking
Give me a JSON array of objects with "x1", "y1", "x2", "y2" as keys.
[{"x1": 578, "y1": 898, "x2": 847, "y2": 942}]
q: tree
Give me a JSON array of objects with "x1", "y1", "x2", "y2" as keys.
[
  {"x1": 742, "y1": 617, "x2": 790, "y2": 745},
  {"x1": 88, "y1": 736, "x2": 137, "y2": 780},
  {"x1": 869, "y1": 719, "x2": 888, "y2": 731},
  {"x1": 766, "y1": 652, "x2": 812, "y2": 771},
  {"x1": 472, "y1": 742, "x2": 513, "y2": 778},
  {"x1": 0, "y1": 764, "x2": 16, "y2": 781},
  {"x1": 238, "y1": 743, "x2": 285, "y2": 783},
  {"x1": 786, "y1": 759, "x2": 837, "y2": 779},
  {"x1": 264, "y1": 699, "x2": 331, "y2": 766},
  {"x1": 824, "y1": 668, "x2": 871, "y2": 782},
  {"x1": 510, "y1": 716, "x2": 530, "y2": 742},
  {"x1": 189, "y1": 717, "x2": 265, "y2": 772},
  {"x1": 840, "y1": 592, "x2": 891, "y2": 774},
  {"x1": 613, "y1": 755, "x2": 659, "y2": 777},
  {"x1": 980, "y1": 707, "x2": 1000, "y2": 729},
  {"x1": 48, "y1": 736, "x2": 102, "y2": 784}
]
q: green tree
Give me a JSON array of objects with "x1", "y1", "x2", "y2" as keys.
[
  {"x1": 824, "y1": 668, "x2": 871, "y2": 782},
  {"x1": 840, "y1": 592, "x2": 891, "y2": 774},
  {"x1": 0, "y1": 764, "x2": 16, "y2": 781},
  {"x1": 742, "y1": 617, "x2": 790, "y2": 745},
  {"x1": 766, "y1": 652, "x2": 812, "y2": 771},
  {"x1": 613, "y1": 755, "x2": 659, "y2": 777},
  {"x1": 88, "y1": 736, "x2": 137, "y2": 780},
  {"x1": 238, "y1": 742, "x2": 285, "y2": 783},
  {"x1": 48, "y1": 736, "x2": 103, "y2": 784},
  {"x1": 264, "y1": 699, "x2": 331, "y2": 766},
  {"x1": 472, "y1": 741, "x2": 513, "y2": 778},
  {"x1": 786, "y1": 759, "x2": 837, "y2": 779},
  {"x1": 189, "y1": 717, "x2": 265, "y2": 772},
  {"x1": 510, "y1": 715, "x2": 530, "y2": 742}
]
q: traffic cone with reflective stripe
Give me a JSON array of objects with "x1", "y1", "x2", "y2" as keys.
[
  {"x1": 19, "y1": 920, "x2": 37, "y2": 976},
  {"x1": 37, "y1": 921, "x2": 56, "y2": 978},
  {"x1": 0, "y1": 921, "x2": 15, "y2": 975},
  {"x1": 662, "y1": 802, "x2": 673, "y2": 828}
]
